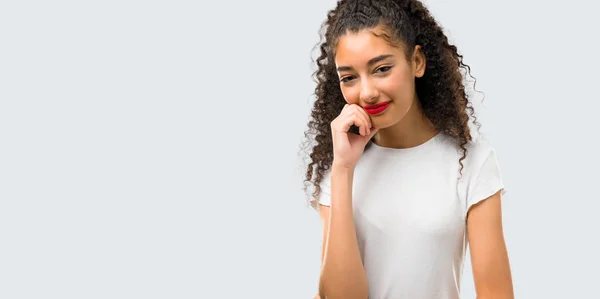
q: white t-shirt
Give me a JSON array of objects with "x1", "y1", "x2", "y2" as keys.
[{"x1": 310, "y1": 132, "x2": 505, "y2": 299}]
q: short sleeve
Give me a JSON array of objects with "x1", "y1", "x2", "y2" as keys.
[
  {"x1": 464, "y1": 142, "x2": 506, "y2": 218},
  {"x1": 308, "y1": 170, "x2": 332, "y2": 211}
]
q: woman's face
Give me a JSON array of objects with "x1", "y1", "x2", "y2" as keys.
[{"x1": 334, "y1": 27, "x2": 425, "y2": 130}]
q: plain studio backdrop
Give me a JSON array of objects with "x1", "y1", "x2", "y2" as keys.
[{"x1": 1, "y1": 0, "x2": 598, "y2": 298}]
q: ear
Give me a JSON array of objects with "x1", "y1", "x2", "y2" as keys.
[{"x1": 412, "y1": 45, "x2": 426, "y2": 78}]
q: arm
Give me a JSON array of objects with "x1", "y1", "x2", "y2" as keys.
[
  {"x1": 467, "y1": 190, "x2": 514, "y2": 299},
  {"x1": 313, "y1": 204, "x2": 330, "y2": 299},
  {"x1": 317, "y1": 166, "x2": 369, "y2": 299}
]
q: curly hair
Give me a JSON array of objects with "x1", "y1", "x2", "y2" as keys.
[{"x1": 301, "y1": 0, "x2": 482, "y2": 200}]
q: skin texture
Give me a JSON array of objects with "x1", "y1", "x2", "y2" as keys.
[
  {"x1": 334, "y1": 27, "x2": 437, "y2": 150},
  {"x1": 315, "y1": 31, "x2": 514, "y2": 298},
  {"x1": 302, "y1": 1, "x2": 514, "y2": 298},
  {"x1": 467, "y1": 191, "x2": 515, "y2": 298},
  {"x1": 302, "y1": 0, "x2": 479, "y2": 204},
  {"x1": 316, "y1": 190, "x2": 514, "y2": 299}
]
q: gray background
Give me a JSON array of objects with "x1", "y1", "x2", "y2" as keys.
[{"x1": 1, "y1": 0, "x2": 598, "y2": 298}]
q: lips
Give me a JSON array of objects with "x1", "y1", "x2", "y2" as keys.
[{"x1": 363, "y1": 101, "x2": 391, "y2": 115}]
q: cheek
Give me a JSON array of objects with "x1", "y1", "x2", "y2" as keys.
[
  {"x1": 380, "y1": 71, "x2": 413, "y2": 100},
  {"x1": 340, "y1": 86, "x2": 359, "y2": 104}
]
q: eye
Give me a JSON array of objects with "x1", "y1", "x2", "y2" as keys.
[
  {"x1": 375, "y1": 66, "x2": 392, "y2": 73},
  {"x1": 340, "y1": 76, "x2": 355, "y2": 83}
]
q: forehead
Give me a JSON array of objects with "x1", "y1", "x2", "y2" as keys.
[{"x1": 334, "y1": 28, "x2": 401, "y2": 65}]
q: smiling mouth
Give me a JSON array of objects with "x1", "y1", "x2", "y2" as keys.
[{"x1": 363, "y1": 101, "x2": 391, "y2": 115}]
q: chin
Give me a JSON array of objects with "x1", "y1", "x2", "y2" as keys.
[
  {"x1": 372, "y1": 117, "x2": 398, "y2": 130},
  {"x1": 372, "y1": 109, "x2": 405, "y2": 130}
]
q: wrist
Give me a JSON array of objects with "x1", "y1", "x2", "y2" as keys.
[
  {"x1": 332, "y1": 161, "x2": 355, "y2": 172},
  {"x1": 331, "y1": 163, "x2": 355, "y2": 178}
]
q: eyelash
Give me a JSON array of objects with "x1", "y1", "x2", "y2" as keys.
[
  {"x1": 340, "y1": 65, "x2": 393, "y2": 83},
  {"x1": 376, "y1": 66, "x2": 392, "y2": 73}
]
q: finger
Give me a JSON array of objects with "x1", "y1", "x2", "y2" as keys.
[
  {"x1": 340, "y1": 112, "x2": 366, "y2": 136},
  {"x1": 340, "y1": 104, "x2": 370, "y2": 136},
  {"x1": 340, "y1": 110, "x2": 365, "y2": 136},
  {"x1": 368, "y1": 126, "x2": 379, "y2": 139},
  {"x1": 354, "y1": 105, "x2": 373, "y2": 134},
  {"x1": 342, "y1": 103, "x2": 350, "y2": 112},
  {"x1": 348, "y1": 105, "x2": 371, "y2": 136},
  {"x1": 340, "y1": 113, "x2": 361, "y2": 134},
  {"x1": 357, "y1": 114, "x2": 367, "y2": 136},
  {"x1": 350, "y1": 112, "x2": 369, "y2": 136},
  {"x1": 337, "y1": 105, "x2": 356, "y2": 133}
]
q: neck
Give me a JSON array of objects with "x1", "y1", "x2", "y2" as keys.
[{"x1": 372, "y1": 98, "x2": 438, "y2": 149}]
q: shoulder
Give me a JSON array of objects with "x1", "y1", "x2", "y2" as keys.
[
  {"x1": 443, "y1": 133, "x2": 504, "y2": 188},
  {"x1": 463, "y1": 135, "x2": 499, "y2": 170},
  {"x1": 456, "y1": 135, "x2": 506, "y2": 215},
  {"x1": 434, "y1": 133, "x2": 499, "y2": 172}
]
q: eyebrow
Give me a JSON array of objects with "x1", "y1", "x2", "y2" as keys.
[{"x1": 336, "y1": 54, "x2": 394, "y2": 72}]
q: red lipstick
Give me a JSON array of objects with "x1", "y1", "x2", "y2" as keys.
[{"x1": 363, "y1": 101, "x2": 390, "y2": 115}]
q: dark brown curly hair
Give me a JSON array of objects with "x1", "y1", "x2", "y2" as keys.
[{"x1": 301, "y1": 0, "x2": 482, "y2": 201}]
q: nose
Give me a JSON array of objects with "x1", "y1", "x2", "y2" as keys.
[{"x1": 359, "y1": 77, "x2": 379, "y2": 104}]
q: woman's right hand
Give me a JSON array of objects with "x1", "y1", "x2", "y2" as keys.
[{"x1": 331, "y1": 104, "x2": 379, "y2": 169}]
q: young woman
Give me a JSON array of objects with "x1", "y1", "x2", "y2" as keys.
[{"x1": 301, "y1": 0, "x2": 514, "y2": 298}]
